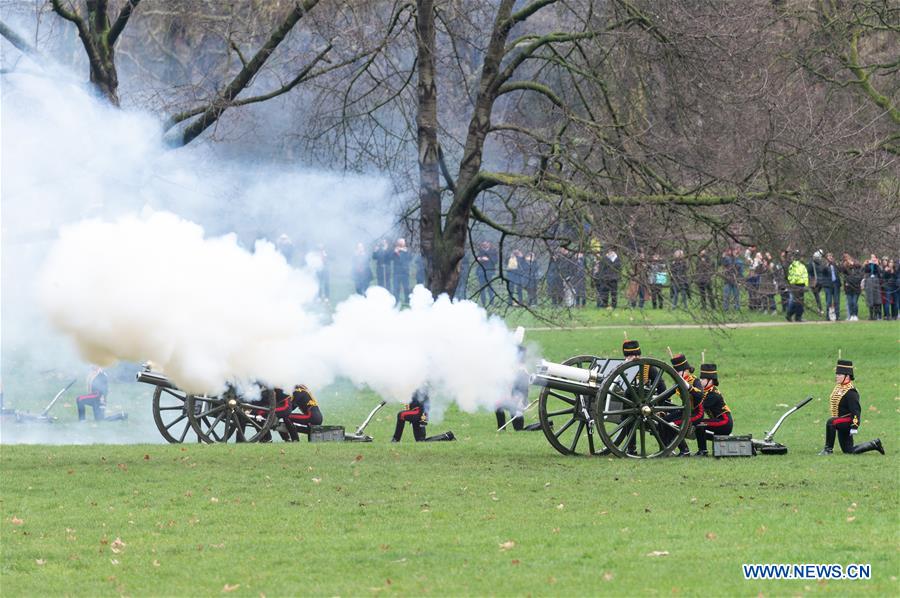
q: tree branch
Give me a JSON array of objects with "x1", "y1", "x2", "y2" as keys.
[
  {"x1": 108, "y1": 0, "x2": 141, "y2": 46},
  {"x1": 0, "y1": 20, "x2": 41, "y2": 58}
]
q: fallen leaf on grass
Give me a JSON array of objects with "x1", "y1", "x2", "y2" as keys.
[
  {"x1": 705, "y1": 532, "x2": 717, "y2": 540},
  {"x1": 354, "y1": 454, "x2": 363, "y2": 462},
  {"x1": 868, "y1": 405, "x2": 879, "y2": 412},
  {"x1": 603, "y1": 572, "x2": 614, "y2": 582},
  {"x1": 11, "y1": 517, "x2": 23, "y2": 525},
  {"x1": 556, "y1": 503, "x2": 565, "y2": 510},
  {"x1": 117, "y1": 463, "x2": 127, "y2": 472},
  {"x1": 110, "y1": 559, "x2": 119, "y2": 565},
  {"x1": 846, "y1": 516, "x2": 856, "y2": 522},
  {"x1": 646, "y1": 550, "x2": 669, "y2": 557},
  {"x1": 144, "y1": 454, "x2": 150, "y2": 460},
  {"x1": 153, "y1": 560, "x2": 160, "y2": 567},
  {"x1": 776, "y1": 403, "x2": 789, "y2": 408},
  {"x1": 499, "y1": 541, "x2": 516, "y2": 551},
  {"x1": 210, "y1": 497, "x2": 219, "y2": 503},
  {"x1": 222, "y1": 583, "x2": 240, "y2": 592},
  {"x1": 36, "y1": 559, "x2": 46, "y2": 565},
  {"x1": 511, "y1": 559, "x2": 520, "y2": 565},
  {"x1": 311, "y1": 477, "x2": 321, "y2": 484},
  {"x1": 110, "y1": 538, "x2": 126, "y2": 554}
]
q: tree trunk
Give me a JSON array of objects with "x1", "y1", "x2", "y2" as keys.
[{"x1": 415, "y1": 0, "x2": 444, "y2": 296}]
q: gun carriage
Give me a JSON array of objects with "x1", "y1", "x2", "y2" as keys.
[{"x1": 531, "y1": 355, "x2": 693, "y2": 458}]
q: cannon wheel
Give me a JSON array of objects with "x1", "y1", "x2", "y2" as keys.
[
  {"x1": 596, "y1": 357, "x2": 691, "y2": 458},
  {"x1": 185, "y1": 387, "x2": 277, "y2": 443},
  {"x1": 538, "y1": 355, "x2": 613, "y2": 456},
  {"x1": 152, "y1": 386, "x2": 196, "y2": 443}
]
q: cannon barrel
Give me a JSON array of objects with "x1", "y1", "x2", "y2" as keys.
[
  {"x1": 530, "y1": 359, "x2": 600, "y2": 396},
  {"x1": 135, "y1": 370, "x2": 179, "y2": 390}
]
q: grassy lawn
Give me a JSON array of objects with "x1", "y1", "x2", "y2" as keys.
[{"x1": 1, "y1": 322, "x2": 898, "y2": 596}]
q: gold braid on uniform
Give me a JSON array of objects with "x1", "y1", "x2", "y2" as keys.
[
  {"x1": 828, "y1": 382, "x2": 853, "y2": 417},
  {"x1": 642, "y1": 364, "x2": 650, "y2": 384}
]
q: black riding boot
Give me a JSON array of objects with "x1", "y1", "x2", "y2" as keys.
[
  {"x1": 413, "y1": 422, "x2": 427, "y2": 442},
  {"x1": 391, "y1": 418, "x2": 405, "y2": 442},
  {"x1": 852, "y1": 438, "x2": 884, "y2": 455},
  {"x1": 424, "y1": 431, "x2": 456, "y2": 442}
]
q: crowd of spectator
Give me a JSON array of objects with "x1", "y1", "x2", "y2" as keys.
[{"x1": 274, "y1": 232, "x2": 899, "y2": 321}]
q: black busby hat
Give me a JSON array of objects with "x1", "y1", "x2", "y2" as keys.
[
  {"x1": 670, "y1": 354, "x2": 693, "y2": 372},
  {"x1": 836, "y1": 359, "x2": 854, "y2": 380},
  {"x1": 623, "y1": 339, "x2": 641, "y2": 356},
  {"x1": 699, "y1": 363, "x2": 718, "y2": 382}
]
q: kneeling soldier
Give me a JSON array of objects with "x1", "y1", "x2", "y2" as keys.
[
  {"x1": 77, "y1": 366, "x2": 108, "y2": 421},
  {"x1": 392, "y1": 388, "x2": 455, "y2": 442},
  {"x1": 819, "y1": 360, "x2": 884, "y2": 455},
  {"x1": 659, "y1": 354, "x2": 702, "y2": 456},
  {"x1": 691, "y1": 363, "x2": 733, "y2": 456}
]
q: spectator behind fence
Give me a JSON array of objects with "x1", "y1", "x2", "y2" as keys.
[
  {"x1": 670, "y1": 249, "x2": 689, "y2": 309},
  {"x1": 758, "y1": 257, "x2": 778, "y2": 314},
  {"x1": 522, "y1": 251, "x2": 539, "y2": 305},
  {"x1": 694, "y1": 249, "x2": 715, "y2": 310},
  {"x1": 721, "y1": 248, "x2": 743, "y2": 311},
  {"x1": 808, "y1": 250, "x2": 828, "y2": 317},
  {"x1": 572, "y1": 250, "x2": 587, "y2": 307},
  {"x1": 595, "y1": 248, "x2": 622, "y2": 308},
  {"x1": 627, "y1": 252, "x2": 648, "y2": 309},
  {"x1": 547, "y1": 248, "x2": 564, "y2": 306},
  {"x1": 881, "y1": 257, "x2": 898, "y2": 320},
  {"x1": 475, "y1": 241, "x2": 498, "y2": 307},
  {"x1": 773, "y1": 251, "x2": 789, "y2": 314},
  {"x1": 841, "y1": 254, "x2": 863, "y2": 321},
  {"x1": 372, "y1": 239, "x2": 392, "y2": 289},
  {"x1": 648, "y1": 254, "x2": 667, "y2": 309},
  {"x1": 786, "y1": 250, "x2": 808, "y2": 322},
  {"x1": 823, "y1": 252, "x2": 841, "y2": 320},
  {"x1": 352, "y1": 242, "x2": 373, "y2": 295},
  {"x1": 455, "y1": 253, "x2": 472, "y2": 300},
  {"x1": 746, "y1": 251, "x2": 762, "y2": 311},
  {"x1": 862, "y1": 254, "x2": 882, "y2": 320},
  {"x1": 506, "y1": 249, "x2": 524, "y2": 305},
  {"x1": 392, "y1": 238, "x2": 412, "y2": 303}
]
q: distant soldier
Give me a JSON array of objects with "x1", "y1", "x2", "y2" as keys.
[
  {"x1": 690, "y1": 363, "x2": 733, "y2": 456},
  {"x1": 819, "y1": 360, "x2": 884, "y2": 455},
  {"x1": 392, "y1": 388, "x2": 455, "y2": 442},
  {"x1": 257, "y1": 385, "x2": 323, "y2": 441},
  {"x1": 77, "y1": 366, "x2": 109, "y2": 421}
]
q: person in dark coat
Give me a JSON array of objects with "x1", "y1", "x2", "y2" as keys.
[
  {"x1": 862, "y1": 254, "x2": 882, "y2": 320},
  {"x1": 372, "y1": 239, "x2": 392, "y2": 289},
  {"x1": 823, "y1": 252, "x2": 842, "y2": 320},
  {"x1": 819, "y1": 360, "x2": 883, "y2": 455},
  {"x1": 391, "y1": 238, "x2": 412, "y2": 303},
  {"x1": 595, "y1": 249, "x2": 622, "y2": 308},
  {"x1": 521, "y1": 252, "x2": 539, "y2": 306},
  {"x1": 807, "y1": 250, "x2": 828, "y2": 317},
  {"x1": 670, "y1": 250, "x2": 689, "y2": 309},
  {"x1": 841, "y1": 254, "x2": 863, "y2": 321},
  {"x1": 475, "y1": 241, "x2": 498, "y2": 307},
  {"x1": 352, "y1": 242, "x2": 373, "y2": 295},
  {"x1": 694, "y1": 249, "x2": 715, "y2": 310}
]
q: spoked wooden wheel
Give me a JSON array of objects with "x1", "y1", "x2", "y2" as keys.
[
  {"x1": 152, "y1": 386, "x2": 197, "y2": 443},
  {"x1": 596, "y1": 358, "x2": 691, "y2": 458},
  {"x1": 538, "y1": 355, "x2": 621, "y2": 456},
  {"x1": 185, "y1": 387, "x2": 277, "y2": 443}
]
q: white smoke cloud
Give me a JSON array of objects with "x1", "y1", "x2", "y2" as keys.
[
  {"x1": 3, "y1": 51, "x2": 522, "y2": 440},
  {"x1": 37, "y1": 211, "x2": 519, "y2": 408}
]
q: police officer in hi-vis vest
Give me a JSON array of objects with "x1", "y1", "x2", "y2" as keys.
[{"x1": 819, "y1": 360, "x2": 884, "y2": 455}]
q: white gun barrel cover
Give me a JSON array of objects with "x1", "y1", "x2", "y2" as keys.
[{"x1": 536, "y1": 360, "x2": 596, "y2": 384}]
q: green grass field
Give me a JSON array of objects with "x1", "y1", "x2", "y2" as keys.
[{"x1": 2, "y1": 321, "x2": 898, "y2": 596}]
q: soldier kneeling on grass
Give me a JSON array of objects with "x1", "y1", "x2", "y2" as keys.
[
  {"x1": 819, "y1": 360, "x2": 884, "y2": 456},
  {"x1": 658, "y1": 354, "x2": 703, "y2": 457},
  {"x1": 392, "y1": 387, "x2": 455, "y2": 443},
  {"x1": 690, "y1": 363, "x2": 733, "y2": 457},
  {"x1": 258, "y1": 385, "x2": 323, "y2": 442}
]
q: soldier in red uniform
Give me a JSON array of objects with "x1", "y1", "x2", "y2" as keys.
[
  {"x1": 690, "y1": 363, "x2": 733, "y2": 456},
  {"x1": 658, "y1": 354, "x2": 702, "y2": 456},
  {"x1": 257, "y1": 384, "x2": 323, "y2": 441},
  {"x1": 819, "y1": 360, "x2": 884, "y2": 455},
  {"x1": 77, "y1": 366, "x2": 108, "y2": 421},
  {"x1": 392, "y1": 388, "x2": 455, "y2": 442}
]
